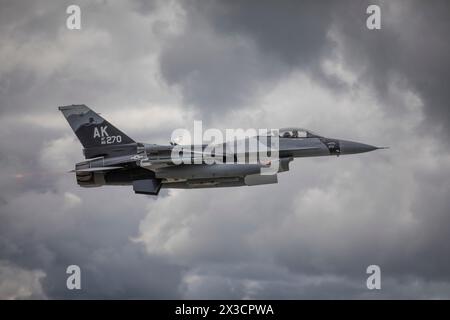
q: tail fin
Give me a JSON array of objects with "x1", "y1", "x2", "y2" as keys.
[{"x1": 59, "y1": 104, "x2": 135, "y2": 149}]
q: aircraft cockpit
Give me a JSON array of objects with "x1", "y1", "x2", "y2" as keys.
[{"x1": 278, "y1": 128, "x2": 321, "y2": 138}]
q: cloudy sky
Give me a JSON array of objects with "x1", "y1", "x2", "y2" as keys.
[{"x1": 1, "y1": 0, "x2": 450, "y2": 299}]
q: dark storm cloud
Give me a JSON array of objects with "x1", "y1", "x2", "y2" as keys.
[
  {"x1": 136, "y1": 151, "x2": 450, "y2": 298},
  {"x1": 1, "y1": 0, "x2": 450, "y2": 299},
  {"x1": 158, "y1": 0, "x2": 336, "y2": 114},
  {"x1": 0, "y1": 120, "x2": 179, "y2": 298},
  {"x1": 0, "y1": 0, "x2": 184, "y2": 299},
  {"x1": 329, "y1": 0, "x2": 450, "y2": 138},
  {"x1": 197, "y1": 0, "x2": 334, "y2": 67},
  {"x1": 158, "y1": 0, "x2": 355, "y2": 114},
  {"x1": 0, "y1": 179, "x2": 184, "y2": 298},
  {"x1": 159, "y1": 12, "x2": 285, "y2": 116},
  {"x1": 161, "y1": 0, "x2": 450, "y2": 137},
  {"x1": 0, "y1": 0, "x2": 168, "y2": 119}
]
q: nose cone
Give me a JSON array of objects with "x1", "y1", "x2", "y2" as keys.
[{"x1": 339, "y1": 140, "x2": 379, "y2": 155}]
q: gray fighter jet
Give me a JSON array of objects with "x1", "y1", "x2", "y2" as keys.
[{"x1": 59, "y1": 105, "x2": 386, "y2": 195}]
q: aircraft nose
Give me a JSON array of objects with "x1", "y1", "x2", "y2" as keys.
[{"x1": 339, "y1": 140, "x2": 379, "y2": 155}]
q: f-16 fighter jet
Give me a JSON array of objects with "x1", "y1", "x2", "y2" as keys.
[{"x1": 59, "y1": 105, "x2": 386, "y2": 195}]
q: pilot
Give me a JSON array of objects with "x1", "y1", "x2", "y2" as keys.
[{"x1": 292, "y1": 130, "x2": 299, "y2": 138}]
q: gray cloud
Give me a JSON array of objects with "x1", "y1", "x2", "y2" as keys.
[
  {"x1": 329, "y1": 0, "x2": 450, "y2": 139},
  {"x1": 159, "y1": 0, "x2": 334, "y2": 116},
  {"x1": 0, "y1": 182, "x2": 184, "y2": 298},
  {"x1": 160, "y1": 0, "x2": 450, "y2": 138},
  {"x1": 0, "y1": 0, "x2": 185, "y2": 299}
]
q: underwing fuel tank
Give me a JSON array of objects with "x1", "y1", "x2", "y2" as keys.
[{"x1": 155, "y1": 163, "x2": 264, "y2": 180}]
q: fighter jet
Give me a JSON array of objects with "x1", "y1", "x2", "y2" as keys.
[{"x1": 59, "y1": 105, "x2": 386, "y2": 195}]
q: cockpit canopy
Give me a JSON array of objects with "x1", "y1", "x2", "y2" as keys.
[{"x1": 278, "y1": 127, "x2": 321, "y2": 138}]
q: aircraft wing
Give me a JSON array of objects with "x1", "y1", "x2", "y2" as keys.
[
  {"x1": 140, "y1": 146, "x2": 320, "y2": 167},
  {"x1": 70, "y1": 166, "x2": 123, "y2": 173}
]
